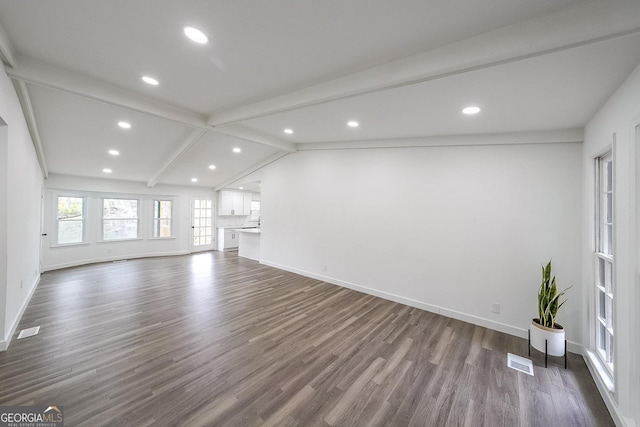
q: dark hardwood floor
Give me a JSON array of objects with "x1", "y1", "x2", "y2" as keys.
[{"x1": 0, "y1": 252, "x2": 613, "y2": 426}]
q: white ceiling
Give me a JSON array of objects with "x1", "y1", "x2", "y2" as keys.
[
  {"x1": 242, "y1": 33, "x2": 640, "y2": 143},
  {"x1": 0, "y1": 0, "x2": 639, "y2": 189}
]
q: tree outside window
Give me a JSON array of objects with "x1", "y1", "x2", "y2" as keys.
[
  {"x1": 153, "y1": 200, "x2": 172, "y2": 238},
  {"x1": 103, "y1": 199, "x2": 138, "y2": 240},
  {"x1": 57, "y1": 196, "x2": 84, "y2": 244}
]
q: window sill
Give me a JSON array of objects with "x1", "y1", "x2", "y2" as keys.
[
  {"x1": 586, "y1": 349, "x2": 615, "y2": 393},
  {"x1": 148, "y1": 237, "x2": 176, "y2": 241},
  {"x1": 97, "y1": 238, "x2": 143, "y2": 244},
  {"x1": 50, "y1": 242, "x2": 90, "y2": 249}
]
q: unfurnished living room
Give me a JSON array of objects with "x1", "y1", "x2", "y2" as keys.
[{"x1": 0, "y1": 1, "x2": 639, "y2": 426}]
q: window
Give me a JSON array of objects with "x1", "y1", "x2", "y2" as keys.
[
  {"x1": 153, "y1": 200, "x2": 172, "y2": 238},
  {"x1": 250, "y1": 200, "x2": 260, "y2": 222},
  {"x1": 57, "y1": 196, "x2": 84, "y2": 244},
  {"x1": 595, "y1": 152, "x2": 614, "y2": 373},
  {"x1": 103, "y1": 198, "x2": 139, "y2": 240}
]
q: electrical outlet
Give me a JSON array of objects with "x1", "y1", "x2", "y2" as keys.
[
  {"x1": 323, "y1": 265, "x2": 327, "y2": 272},
  {"x1": 491, "y1": 302, "x2": 500, "y2": 314},
  {"x1": 20, "y1": 279, "x2": 23, "y2": 289}
]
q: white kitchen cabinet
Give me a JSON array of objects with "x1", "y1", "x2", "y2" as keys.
[
  {"x1": 218, "y1": 190, "x2": 251, "y2": 216},
  {"x1": 217, "y1": 228, "x2": 239, "y2": 251}
]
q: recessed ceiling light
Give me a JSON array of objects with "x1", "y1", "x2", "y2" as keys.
[
  {"x1": 284, "y1": 128, "x2": 293, "y2": 135},
  {"x1": 208, "y1": 164, "x2": 216, "y2": 170},
  {"x1": 103, "y1": 168, "x2": 112, "y2": 174},
  {"x1": 462, "y1": 106, "x2": 481, "y2": 115},
  {"x1": 191, "y1": 178, "x2": 198, "y2": 182},
  {"x1": 184, "y1": 26, "x2": 208, "y2": 44},
  {"x1": 239, "y1": 187, "x2": 244, "y2": 190},
  {"x1": 233, "y1": 147, "x2": 241, "y2": 153},
  {"x1": 142, "y1": 76, "x2": 159, "y2": 86},
  {"x1": 108, "y1": 149, "x2": 120, "y2": 156},
  {"x1": 347, "y1": 121, "x2": 359, "y2": 128},
  {"x1": 118, "y1": 121, "x2": 131, "y2": 129}
]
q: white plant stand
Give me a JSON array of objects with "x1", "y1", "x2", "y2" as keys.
[{"x1": 528, "y1": 329, "x2": 567, "y2": 369}]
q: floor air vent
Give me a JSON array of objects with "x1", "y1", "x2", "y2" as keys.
[
  {"x1": 507, "y1": 353, "x2": 534, "y2": 376},
  {"x1": 17, "y1": 326, "x2": 40, "y2": 339}
]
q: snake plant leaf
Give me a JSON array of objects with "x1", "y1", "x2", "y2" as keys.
[{"x1": 536, "y1": 261, "x2": 571, "y2": 328}]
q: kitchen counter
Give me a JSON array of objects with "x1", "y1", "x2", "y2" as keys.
[
  {"x1": 238, "y1": 228, "x2": 261, "y2": 261},
  {"x1": 236, "y1": 228, "x2": 261, "y2": 234}
]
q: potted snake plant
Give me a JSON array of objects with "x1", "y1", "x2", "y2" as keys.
[{"x1": 530, "y1": 261, "x2": 571, "y2": 356}]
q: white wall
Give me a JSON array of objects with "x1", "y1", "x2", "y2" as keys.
[
  {"x1": 583, "y1": 61, "x2": 640, "y2": 427},
  {"x1": 257, "y1": 140, "x2": 583, "y2": 345},
  {"x1": 0, "y1": 67, "x2": 43, "y2": 350},
  {"x1": 0, "y1": 119, "x2": 7, "y2": 346},
  {"x1": 42, "y1": 174, "x2": 215, "y2": 271}
]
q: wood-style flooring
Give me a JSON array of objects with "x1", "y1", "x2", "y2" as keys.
[{"x1": 0, "y1": 252, "x2": 613, "y2": 426}]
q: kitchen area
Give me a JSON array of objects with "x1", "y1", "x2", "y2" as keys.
[{"x1": 216, "y1": 183, "x2": 261, "y2": 261}]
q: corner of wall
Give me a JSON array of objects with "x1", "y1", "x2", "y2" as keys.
[{"x1": 0, "y1": 274, "x2": 39, "y2": 352}]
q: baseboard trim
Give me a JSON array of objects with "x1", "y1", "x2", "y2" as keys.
[
  {"x1": 42, "y1": 250, "x2": 192, "y2": 272},
  {"x1": 1, "y1": 275, "x2": 40, "y2": 352},
  {"x1": 260, "y1": 260, "x2": 582, "y2": 354}
]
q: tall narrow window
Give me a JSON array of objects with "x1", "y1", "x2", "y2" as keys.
[
  {"x1": 192, "y1": 199, "x2": 213, "y2": 247},
  {"x1": 57, "y1": 196, "x2": 84, "y2": 244},
  {"x1": 595, "y1": 152, "x2": 614, "y2": 373},
  {"x1": 103, "y1": 198, "x2": 139, "y2": 240},
  {"x1": 153, "y1": 200, "x2": 172, "y2": 238}
]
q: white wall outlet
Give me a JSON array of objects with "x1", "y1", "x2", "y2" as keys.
[
  {"x1": 20, "y1": 279, "x2": 23, "y2": 289},
  {"x1": 323, "y1": 265, "x2": 327, "y2": 272},
  {"x1": 491, "y1": 302, "x2": 500, "y2": 314}
]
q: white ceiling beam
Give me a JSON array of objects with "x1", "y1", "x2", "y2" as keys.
[
  {"x1": 6, "y1": 55, "x2": 208, "y2": 129},
  {"x1": 295, "y1": 128, "x2": 584, "y2": 151},
  {"x1": 212, "y1": 124, "x2": 297, "y2": 153},
  {"x1": 13, "y1": 80, "x2": 48, "y2": 178},
  {"x1": 213, "y1": 152, "x2": 290, "y2": 192},
  {"x1": 0, "y1": 21, "x2": 16, "y2": 67},
  {"x1": 208, "y1": 0, "x2": 640, "y2": 126},
  {"x1": 146, "y1": 129, "x2": 207, "y2": 187}
]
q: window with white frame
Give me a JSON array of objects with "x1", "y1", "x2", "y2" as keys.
[
  {"x1": 153, "y1": 200, "x2": 172, "y2": 238},
  {"x1": 595, "y1": 152, "x2": 614, "y2": 373},
  {"x1": 103, "y1": 198, "x2": 139, "y2": 240},
  {"x1": 57, "y1": 196, "x2": 84, "y2": 244}
]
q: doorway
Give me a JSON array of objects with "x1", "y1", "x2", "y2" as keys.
[{"x1": 191, "y1": 198, "x2": 215, "y2": 252}]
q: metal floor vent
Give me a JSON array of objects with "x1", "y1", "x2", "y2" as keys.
[
  {"x1": 17, "y1": 326, "x2": 40, "y2": 339},
  {"x1": 507, "y1": 353, "x2": 534, "y2": 376}
]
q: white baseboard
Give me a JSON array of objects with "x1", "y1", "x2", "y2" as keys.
[
  {"x1": 260, "y1": 259, "x2": 582, "y2": 354},
  {"x1": 0, "y1": 275, "x2": 40, "y2": 352},
  {"x1": 42, "y1": 250, "x2": 192, "y2": 272}
]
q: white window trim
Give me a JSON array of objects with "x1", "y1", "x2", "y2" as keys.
[
  {"x1": 152, "y1": 199, "x2": 174, "y2": 239},
  {"x1": 52, "y1": 193, "x2": 87, "y2": 247},
  {"x1": 586, "y1": 349, "x2": 615, "y2": 393},
  {"x1": 592, "y1": 149, "x2": 615, "y2": 383},
  {"x1": 101, "y1": 197, "x2": 140, "y2": 242}
]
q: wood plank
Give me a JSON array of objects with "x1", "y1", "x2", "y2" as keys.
[{"x1": 0, "y1": 252, "x2": 615, "y2": 426}]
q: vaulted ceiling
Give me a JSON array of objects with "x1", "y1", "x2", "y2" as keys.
[{"x1": 1, "y1": 0, "x2": 639, "y2": 190}]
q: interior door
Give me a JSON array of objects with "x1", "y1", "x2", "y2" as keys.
[
  {"x1": 191, "y1": 198, "x2": 215, "y2": 252},
  {"x1": 39, "y1": 188, "x2": 45, "y2": 274}
]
